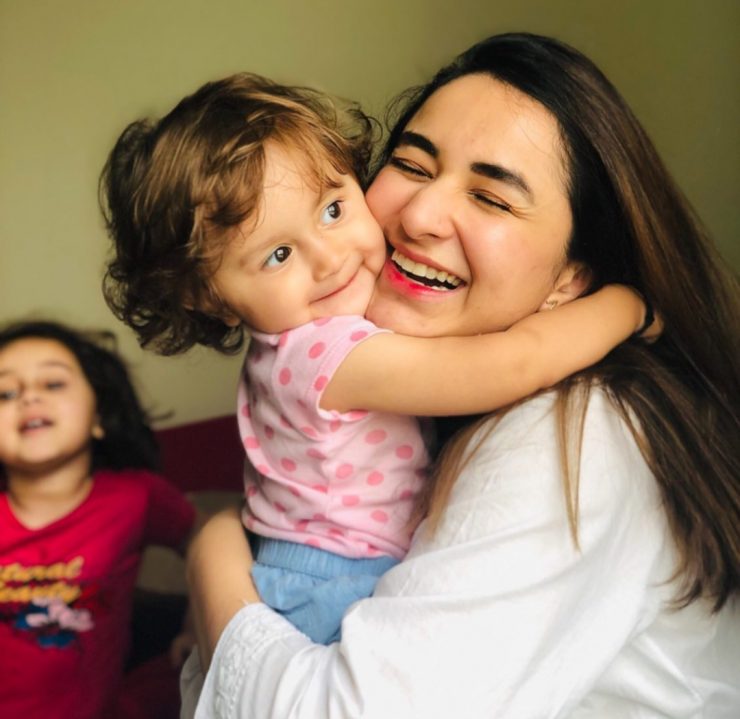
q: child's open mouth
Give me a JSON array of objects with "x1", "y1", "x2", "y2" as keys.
[
  {"x1": 391, "y1": 250, "x2": 463, "y2": 291},
  {"x1": 20, "y1": 418, "x2": 52, "y2": 433}
]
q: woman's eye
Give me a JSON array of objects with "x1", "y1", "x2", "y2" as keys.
[
  {"x1": 388, "y1": 156, "x2": 430, "y2": 178},
  {"x1": 265, "y1": 246, "x2": 292, "y2": 268},
  {"x1": 320, "y1": 201, "x2": 342, "y2": 224},
  {"x1": 472, "y1": 192, "x2": 511, "y2": 213}
]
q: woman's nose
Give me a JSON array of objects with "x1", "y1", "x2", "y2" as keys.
[{"x1": 399, "y1": 183, "x2": 455, "y2": 242}]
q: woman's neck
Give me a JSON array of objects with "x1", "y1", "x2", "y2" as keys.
[{"x1": 5, "y1": 452, "x2": 94, "y2": 530}]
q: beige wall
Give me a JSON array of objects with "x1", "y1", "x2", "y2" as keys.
[{"x1": 1, "y1": 0, "x2": 737, "y2": 427}]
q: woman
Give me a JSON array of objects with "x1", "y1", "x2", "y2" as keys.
[{"x1": 184, "y1": 33, "x2": 740, "y2": 717}]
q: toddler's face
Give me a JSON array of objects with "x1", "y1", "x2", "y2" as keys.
[
  {"x1": 0, "y1": 338, "x2": 99, "y2": 476},
  {"x1": 207, "y1": 142, "x2": 385, "y2": 334}
]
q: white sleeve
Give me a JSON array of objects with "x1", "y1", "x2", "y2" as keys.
[{"x1": 196, "y1": 390, "x2": 674, "y2": 719}]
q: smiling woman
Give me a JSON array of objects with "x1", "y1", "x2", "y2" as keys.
[
  {"x1": 366, "y1": 74, "x2": 574, "y2": 337},
  {"x1": 184, "y1": 33, "x2": 740, "y2": 719}
]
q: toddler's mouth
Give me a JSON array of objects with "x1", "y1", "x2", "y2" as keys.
[{"x1": 391, "y1": 250, "x2": 463, "y2": 291}]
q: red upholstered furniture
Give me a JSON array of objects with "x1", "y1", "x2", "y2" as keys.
[
  {"x1": 156, "y1": 413, "x2": 244, "y2": 493},
  {"x1": 120, "y1": 414, "x2": 243, "y2": 719}
]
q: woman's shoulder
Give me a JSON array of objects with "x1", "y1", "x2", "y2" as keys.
[
  {"x1": 447, "y1": 386, "x2": 657, "y2": 527},
  {"x1": 473, "y1": 385, "x2": 644, "y2": 466},
  {"x1": 418, "y1": 385, "x2": 674, "y2": 593}
]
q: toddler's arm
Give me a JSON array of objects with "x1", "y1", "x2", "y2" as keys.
[{"x1": 322, "y1": 285, "x2": 649, "y2": 416}]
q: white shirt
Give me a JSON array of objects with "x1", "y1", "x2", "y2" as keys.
[{"x1": 192, "y1": 389, "x2": 740, "y2": 718}]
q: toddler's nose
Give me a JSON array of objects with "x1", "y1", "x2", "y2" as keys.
[{"x1": 310, "y1": 238, "x2": 345, "y2": 280}]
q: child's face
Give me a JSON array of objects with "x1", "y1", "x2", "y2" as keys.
[
  {"x1": 0, "y1": 338, "x2": 100, "y2": 476},
  {"x1": 207, "y1": 142, "x2": 386, "y2": 334}
]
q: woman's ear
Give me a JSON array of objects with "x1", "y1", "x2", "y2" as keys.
[{"x1": 539, "y1": 262, "x2": 592, "y2": 311}]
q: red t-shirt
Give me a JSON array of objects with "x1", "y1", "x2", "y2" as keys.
[{"x1": 0, "y1": 469, "x2": 195, "y2": 719}]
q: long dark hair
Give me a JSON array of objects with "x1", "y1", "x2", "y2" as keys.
[
  {"x1": 0, "y1": 320, "x2": 160, "y2": 474},
  {"x1": 387, "y1": 33, "x2": 740, "y2": 610}
]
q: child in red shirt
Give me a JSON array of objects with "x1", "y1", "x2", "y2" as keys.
[{"x1": 0, "y1": 321, "x2": 196, "y2": 719}]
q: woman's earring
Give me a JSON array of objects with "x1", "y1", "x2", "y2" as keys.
[{"x1": 544, "y1": 299, "x2": 559, "y2": 310}]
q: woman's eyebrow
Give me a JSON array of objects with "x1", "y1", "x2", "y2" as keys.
[
  {"x1": 397, "y1": 131, "x2": 533, "y2": 201},
  {"x1": 397, "y1": 131, "x2": 438, "y2": 157},
  {"x1": 471, "y1": 162, "x2": 533, "y2": 200}
]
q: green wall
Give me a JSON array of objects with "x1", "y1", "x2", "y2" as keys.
[{"x1": 1, "y1": 0, "x2": 737, "y2": 426}]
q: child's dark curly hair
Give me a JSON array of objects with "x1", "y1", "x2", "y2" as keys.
[
  {"x1": 0, "y1": 320, "x2": 160, "y2": 474},
  {"x1": 100, "y1": 73, "x2": 377, "y2": 356}
]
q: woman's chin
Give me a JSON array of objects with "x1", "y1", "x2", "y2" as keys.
[{"x1": 365, "y1": 289, "x2": 449, "y2": 336}]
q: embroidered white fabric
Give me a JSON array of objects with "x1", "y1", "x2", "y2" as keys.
[{"x1": 183, "y1": 389, "x2": 740, "y2": 719}]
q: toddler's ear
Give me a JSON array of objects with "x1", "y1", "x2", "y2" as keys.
[
  {"x1": 184, "y1": 287, "x2": 241, "y2": 327},
  {"x1": 92, "y1": 423, "x2": 105, "y2": 440},
  {"x1": 539, "y1": 262, "x2": 592, "y2": 311},
  {"x1": 216, "y1": 311, "x2": 242, "y2": 328}
]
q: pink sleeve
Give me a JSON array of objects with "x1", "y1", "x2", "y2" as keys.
[{"x1": 271, "y1": 315, "x2": 389, "y2": 418}]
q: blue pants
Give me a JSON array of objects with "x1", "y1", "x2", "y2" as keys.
[{"x1": 250, "y1": 536, "x2": 398, "y2": 644}]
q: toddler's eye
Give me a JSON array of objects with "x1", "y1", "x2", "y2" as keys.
[
  {"x1": 265, "y1": 246, "x2": 292, "y2": 268},
  {"x1": 0, "y1": 388, "x2": 18, "y2": 401},
  {"x1": 320, "y1": 201, "x2": 342, "y2": 224},
  {"x1": 45, "y1": 381, "x2": 66, "y2": 391}
]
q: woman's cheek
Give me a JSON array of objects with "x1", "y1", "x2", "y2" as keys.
[{"x1": 365, "y1": 169, "x2": 401, "y2": 224}]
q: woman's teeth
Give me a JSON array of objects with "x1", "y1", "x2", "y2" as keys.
[{"x1": 391, "y1": 250, "x2": 462, "y2": 289}]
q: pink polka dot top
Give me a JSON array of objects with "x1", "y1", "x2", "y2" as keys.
[{"x1": 238, "y1": 315, "x2": 428, "y2": 560}]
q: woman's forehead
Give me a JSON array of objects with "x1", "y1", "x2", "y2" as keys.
[{"x1": 407, "y1": 74, "x2": 569, "y2": 194}]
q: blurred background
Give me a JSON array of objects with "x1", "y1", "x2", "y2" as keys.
[{"x1": 1, "y1": 0, "x2": 738, "y2": 428}]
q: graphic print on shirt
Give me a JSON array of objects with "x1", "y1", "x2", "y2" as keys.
[{"x1": 0, "y1": 556, "x2": 95, "y2": 648}]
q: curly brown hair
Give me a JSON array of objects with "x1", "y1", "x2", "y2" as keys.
[{"x1": 100, "y1": 73, "x2": 377, "y2": 355}]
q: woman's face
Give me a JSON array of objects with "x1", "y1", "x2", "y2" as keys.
[{"x1": 365, "y1": 73, "x2": 577, "y2": 337}]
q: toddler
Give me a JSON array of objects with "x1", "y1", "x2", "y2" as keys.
[{"x1": 100, "y1": 74, "x2": 650, "y2": 643}]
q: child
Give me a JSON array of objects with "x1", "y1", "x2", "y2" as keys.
[
  {"x1": 0, "y1": 321, "x2": 197, "y2": 719},
  {"x1": 100, "y1": 74, "x2": 651, "y2": 644}
]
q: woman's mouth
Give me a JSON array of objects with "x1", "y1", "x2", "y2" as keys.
[{"x1": 390, "y1": 250, "x2": 463, "y2": 290}]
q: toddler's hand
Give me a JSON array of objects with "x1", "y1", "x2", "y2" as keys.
[
  {"x1": 633, "y1": 291, "x2": 662, "y2": 343},
  {"x1": 638, "y1": 311, "x2": 663, "y2": 342}
]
